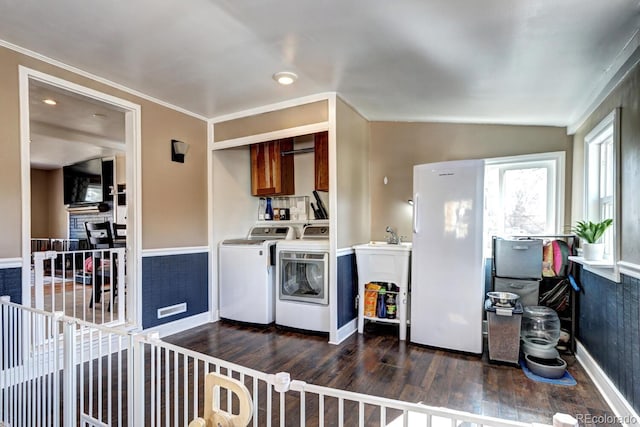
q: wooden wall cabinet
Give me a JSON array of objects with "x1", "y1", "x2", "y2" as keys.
[
  {"x1": 250, "y1": 138, "x2": 295, "y2": 196},
  {"x1": 314, "y1": 131, "x2": 329, "y2": 192}
]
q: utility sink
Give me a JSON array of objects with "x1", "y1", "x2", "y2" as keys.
[
  {"x1": 352, "y1": 241, "x2": 411, "y2": 281},
  {"x1": 353, "y1": 241, "x2": 412, "y2": 251},
  {"x1": 353, "y1": 240, "x2": 411, "y2": 341}
]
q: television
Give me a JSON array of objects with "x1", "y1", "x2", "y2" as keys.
[{"x1": 63, "y1": 158, "x2": 104, "y2": 205}]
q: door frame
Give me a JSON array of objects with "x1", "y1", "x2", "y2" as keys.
[{"x1": 19, "y1": 66, "x2": 142, "y2": 327}]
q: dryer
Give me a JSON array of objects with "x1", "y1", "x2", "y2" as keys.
[{"x1": 275, "y1": 225, "x2": 330, "y2": 332}]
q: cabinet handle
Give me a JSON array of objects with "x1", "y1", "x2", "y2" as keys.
[{"x1": 512, "y1": 246, "x2": 529, "y2": 250}]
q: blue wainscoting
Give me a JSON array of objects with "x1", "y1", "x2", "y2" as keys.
[
  {"x1": 337, "y1": 253, "x2": 357, "y2": 328},
  {"x1": 0, "y1": 267, "x2": 22, "y2": 304},
  {"x1": 0, "y1": 266, "x2": 22, "y2": 370},
  {"x1": 578, "y1": 267, "x2": 640, "y2": 413},
  {"x1": 141, "y1": 252, "x2": 209, "y2": 329}
]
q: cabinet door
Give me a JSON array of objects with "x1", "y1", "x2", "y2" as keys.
[
  {"x1": 250, "y1": 138, "x2": 295, "y2": 196},
  {"x1": 314, "y1": 131, "x2": 329, "y2": 191}
]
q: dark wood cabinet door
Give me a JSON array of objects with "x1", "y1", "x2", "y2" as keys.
[
  {"x1": 250, "y1": 138, "x2": 295, "y2": 196},
  {"x1": 314, "y1": 131, "x2": 329, "y2": 191}
]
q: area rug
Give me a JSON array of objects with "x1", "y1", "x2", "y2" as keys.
[{"x1": 519, "y1": 358, "x2": 577, "y2": 386}]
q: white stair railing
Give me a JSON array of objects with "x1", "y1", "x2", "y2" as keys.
[
  {"x1": 136, "y1": 335, "x2": 569, "y2": 427},
  {"x1": 1, "y1": 297, "x2": 65, "y2": 426},
  {"x1": 32, "y1": 248, "x2": 126, "y2": 326},
  {"x1": 1, "y1": 298, "x2": 576, "y2": 427},
  {"x1": 1, "y1": 297, "x2": 133, "y2": 427}
]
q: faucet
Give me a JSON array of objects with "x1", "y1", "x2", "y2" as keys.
[{"x1": 385, "y1": 226, "x2": 400, "y2": 244}]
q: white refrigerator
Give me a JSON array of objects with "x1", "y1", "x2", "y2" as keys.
[{"x1": 410, "y1": 159, "x2": 485, "y2": 354}]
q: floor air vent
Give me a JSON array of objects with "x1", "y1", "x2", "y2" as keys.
[{"x1": 157, "y1": 302, "x2": 187, "y2": 319}]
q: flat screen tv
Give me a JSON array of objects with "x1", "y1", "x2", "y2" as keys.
[{"x1": 63, "y1": 158, "x2": 104, "y2": 205}]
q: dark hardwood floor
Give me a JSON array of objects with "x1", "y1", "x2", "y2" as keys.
[{"x1": 166, "y1": 321, "x2": 617, "y2": 426}]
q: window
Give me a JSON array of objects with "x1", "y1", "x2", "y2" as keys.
[
  {"x1": 584, "y1": 109, "x2": 619, "y2": 261},
  {"x1": 484, "y1": 152, "x2": 565, "y2": 256}
]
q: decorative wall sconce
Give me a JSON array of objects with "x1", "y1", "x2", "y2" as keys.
[{"x1": 171, "y1": 139, "x2": 190, "y2": 163}]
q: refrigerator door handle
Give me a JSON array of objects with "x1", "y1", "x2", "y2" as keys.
[{"x1": 413, "y1": 193, "x2": 419, "y2": 233}]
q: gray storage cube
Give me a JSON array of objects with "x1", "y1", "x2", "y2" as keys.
[
  {"x1": 494, "y1": 277, "x2": 540, "y2": 307},
  {"x1": 494, "y1": 238, "x2": 543, "y2": 279}
]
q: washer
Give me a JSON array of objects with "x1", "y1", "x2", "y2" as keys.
[
  {"x1": 275, "y1": 225, "x2": 330, "y2": 332},
  {"x1": 219, "y1": 226, "x2": 295, "y2": 324}
]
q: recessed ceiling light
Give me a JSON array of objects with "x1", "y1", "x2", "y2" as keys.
[
  {"x1": 42, "y1": 98, "x2": 57, "y2": 105},
  {"x1": 273, "y1": 71, "x2": 297, "y2": 85}
]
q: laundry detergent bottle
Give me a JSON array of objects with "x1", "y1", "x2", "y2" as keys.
[
  {"x1": 265, "y1": 197, "x2": 274, "y2": 220},
  {"x1": 376, "y1": 288, "x2": 387, "y2": 318}
]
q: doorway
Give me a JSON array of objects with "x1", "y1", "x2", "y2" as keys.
[{"x1": 19, "y1": 66, "x2": 142, "y2": 327}]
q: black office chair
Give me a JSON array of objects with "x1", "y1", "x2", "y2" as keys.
[{"x1": 84, "y1": 221, "x2": 116, "y2": 309}]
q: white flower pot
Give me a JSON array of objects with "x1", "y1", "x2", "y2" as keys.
[{"x1": 583, "y1": 243, "x2": 605, "y2": 261}]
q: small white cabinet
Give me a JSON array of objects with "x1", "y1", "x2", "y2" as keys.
[{"x1": 353, "y1": 242, "x2": 411, "y2": 340}]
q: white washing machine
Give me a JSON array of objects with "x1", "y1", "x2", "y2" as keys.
[
  {"x1": 275, "y1": 225, "x2": 330, "y2": 332},
  {"x1": 219, "y1": 226, "x2": 295, "y2": 324}
]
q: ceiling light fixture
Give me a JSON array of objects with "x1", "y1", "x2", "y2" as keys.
[
  {"x1": 42, "y1": 98, "x2": 57, "y2": 105},
  {"x1": 92, "y1": 113, "x2": 107, "y2": 119},
  {"x1": 273, "y1": 71, "x2": 297, "y2": 85}
]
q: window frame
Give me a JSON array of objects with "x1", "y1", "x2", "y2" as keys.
[
  {"x1": 484, "y1": 151, "x2": 565, "y2": 256},
  {"x1": 583, "y1": 108, "x2": 621, "y2": 275}
]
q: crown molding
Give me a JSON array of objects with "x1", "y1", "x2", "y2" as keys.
[
  {"x1": 567, "y1": 30, "x2": 640, "y2": 135},
  {"x1": 0, "y1": 39, "x2": 207, "y2": 122}
]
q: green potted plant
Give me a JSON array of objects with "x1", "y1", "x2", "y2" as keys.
[{"x1": 572, "y1": 219, "x2": 613, "y2": 261}]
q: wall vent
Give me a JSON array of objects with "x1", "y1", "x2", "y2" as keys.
[{"x1": 157, "y1": 302, "x2": 187, "y2": 319}]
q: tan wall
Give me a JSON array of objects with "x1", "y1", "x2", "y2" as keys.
[
  {"x1": 213, "y1": 100, "x2": 328, "y2": 142},
  {"x1": 29, "y1": 168, "x2": 66, "y2": 239},
  {"x1": 0, "y1": 48, "x2": 22, "y2": 258},
  {"x1": 370, "y1": 122, "x2": 572, "y2": 242},
  {"x1": 0, "y1": 45, "x2": 207, "y2": 256},
  {"x1": 335, "y1": 98, "x2": 371, "y2": 249},
  {"x1": 572, "y1": 61, "x2": 640, "y2": 264},
  {"x1": 30, "y1": 169, "x2": 50, "y2": 238},
  {"x1": 140, "y1": 104, "x2": 207, "y2": 249},
  {"x1": 48, "y1": 169, "x2": 67, "y2": 238}
]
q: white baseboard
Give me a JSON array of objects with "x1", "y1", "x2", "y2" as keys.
[
  {"x1": 330, "y1": 318, "x2": 357, "y2": 345},
  {"x1": 143, "y1": 312, "x2": 211, "y2": 338},
  {"x1": 576, "y1": 340, "x2": 640, "y2": 426}
]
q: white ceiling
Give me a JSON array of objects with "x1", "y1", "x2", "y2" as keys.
[
  {"x1": 29, "y1": 80, "x2": 125, "y2": 169},
  {"x1": 2, "y1": 0, "x2": 639, "y2": 129}
]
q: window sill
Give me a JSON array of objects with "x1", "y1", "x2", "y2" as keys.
[
  {"x1": 568, "y1": 256, "x2": 614, "y2": 268},
  {"x1": 569, "y1": 256, "x2": 620, "y2": 283}
]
